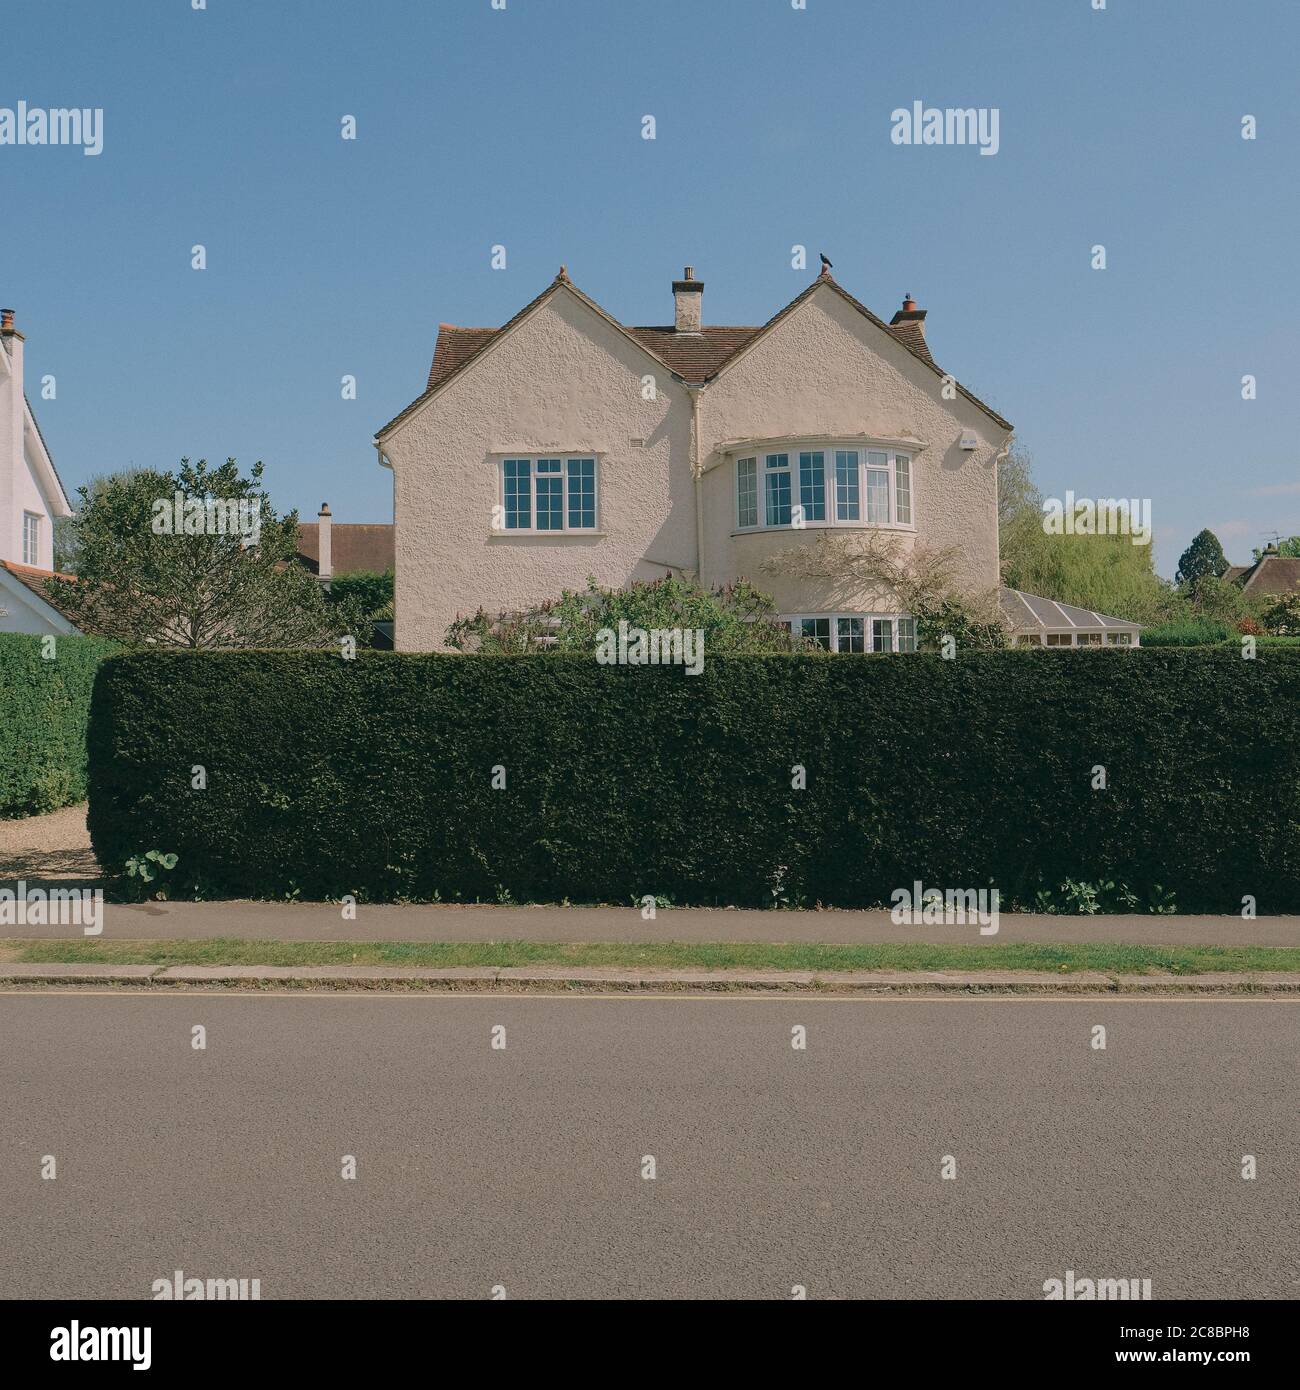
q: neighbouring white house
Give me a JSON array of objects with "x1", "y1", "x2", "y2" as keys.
[
  {"x1": 0, "y1": 307, "x2": 79, "y2": 635},
  {"x1": 374, "y1": 264, "x2": 1138, "y2": 652}
]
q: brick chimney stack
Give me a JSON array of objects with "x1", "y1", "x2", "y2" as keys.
[{"x1": 889, "y1": 292, "x2": 927, "y2": 341}]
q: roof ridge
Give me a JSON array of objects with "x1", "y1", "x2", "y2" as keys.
[{"x1": 380, "y1": 270, "x2": 1012, "y2": 439}]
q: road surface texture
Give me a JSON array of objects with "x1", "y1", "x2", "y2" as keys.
[
  {"x1": 4, "y1": 899, "x2": 1300, "y2": 944},
  {"x1": 1, "y1": 992, "x2": 1296, "y2": 1299}
]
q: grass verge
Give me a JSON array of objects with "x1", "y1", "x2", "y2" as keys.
[{"x1": 3, "y1": 939, "x2": 1300, "y2": 974}]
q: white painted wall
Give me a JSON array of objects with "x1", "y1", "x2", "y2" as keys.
[{"x1": 0, "y1": 323, "x2": 68, "y2": 571}]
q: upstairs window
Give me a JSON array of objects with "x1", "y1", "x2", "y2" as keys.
[
  {"x1": 737, "y1": 445, "x2": 914, "y2": 531},
  {"x1": 764, "y1": 453, "x2": 791, "y2": 526},
  {"x1": 22, "y1": 512, "x2": 40, "y2": 566},
  {"x1": 500, "y1": 457, "x2": 598, "y2": 532}
]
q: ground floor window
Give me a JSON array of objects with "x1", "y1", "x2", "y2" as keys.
[{"x1": 782, "y1": 614, "x2": 917, "y2": 653}]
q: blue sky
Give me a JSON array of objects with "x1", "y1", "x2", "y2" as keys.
[{"x1": 5, "y1": 0, "x2": 1298, "y2": 574}]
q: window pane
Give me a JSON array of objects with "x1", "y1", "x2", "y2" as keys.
[
  {"x1": 835, "y1": 450, "x2": 859, "y2": 520},
  {"x1": 895, "y1": 454, "x2": 911, "y2": 524},
  {"x1": 799, "y1": 451, "x2": 826, "y2": 521},
  {"x1": 799, "y1": 617, "x2": 831, "y2": 650},
  {"x1": 567, "y1": 457, "x2": 596, "y2": 529},
  {"x1": 871, "y1": 619, "x2": 894, "y2": 653},
  {"x1": 536, "y1": 471, "x2": 563, "y2": 530},
  {"x1": 503, "y1": 459, "x2": 531, "y2": 529},
  {"x1": 536, "y1": 458, "x2": 562, "y2": 473},
  {"x1": 866, "y1": 469, "x2": 890, "y2": 523},
  {"x1": 897, "y1": 617, "x2": 917, "y2": 653},
  {"x1": 765, "y1": 454, "x2": 791, "y2": 526},
  {"x1": 836, "y1": 617, "x2": 864, "y2": 653},
  {"x1": 737, "y1": 457, "x2": 757, "y2": 528},
  {"x1": 1045, "y1": 633, "x2": 1072, "y2": 646}
]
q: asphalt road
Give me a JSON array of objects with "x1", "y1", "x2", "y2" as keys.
[
  {"x1": 5, "y1": 899, "x2": 1300, "y2": 944},
  {"x1": 1, "y1": 993, "x2": 1297, "y2": 1300}
]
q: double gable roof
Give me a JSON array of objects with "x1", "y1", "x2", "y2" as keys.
[{"x1": 376, "y1": 267, "x2": 1012, "y2": 442}]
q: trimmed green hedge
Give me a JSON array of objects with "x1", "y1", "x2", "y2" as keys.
[
  {"x1": 1, "y1": 633, "x2": 119, "y2": 817},
  {"x1": 1141, "y1": 619, "x2": 1235, "y2": 647},
  {"x1": 86, "y1": 648, "x2": 1300, "y2": 911}
]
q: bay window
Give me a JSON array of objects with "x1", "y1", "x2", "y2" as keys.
[{"x1": 736, "y1": 443, "x2": 914, "y2": 531}]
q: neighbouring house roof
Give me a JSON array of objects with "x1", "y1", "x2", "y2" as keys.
[
  {"x1": 0, "y1": 559, "x2": 83, "y2": 632},
  {"x1": 999, "y1": 586, "x2": 1141, "y2": 633},
  {"x1": 1226, "y1": 552, "x2": 1300, "y2": 597},
  {"x1": 378, "y1": 267, "x2": 1011, "y2": 442},
  {"x1": 295, "y1": 522, "x2": 394, "y2": 576}
]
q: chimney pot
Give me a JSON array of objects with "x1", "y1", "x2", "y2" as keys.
[{"x1": 0, "y1": 309, "x2": 13, "y2": 332}]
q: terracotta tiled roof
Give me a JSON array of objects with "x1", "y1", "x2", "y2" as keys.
[
  {"x1": 426, "y1": 328, "x2": 496, "y2": 390},
  {"x1": 0, "y1": 559, "x2": 82, "y2": 626},
  {"x1": 295, "y1": 522, "x2": 394, "y2": 576},
  {"x1": 884, "y1": 318, "x2": 936, "y2": 369},
  {"x1": 381, "y1": 268, "x2": 1012, "y2": 441},
  {"x1": 1222, "y1": 564, "x2": 1249, "y2": 584}
]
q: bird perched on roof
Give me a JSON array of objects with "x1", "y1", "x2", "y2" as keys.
[{"x1": 819, "y1": 253, "x2": 833, "y2": 271}]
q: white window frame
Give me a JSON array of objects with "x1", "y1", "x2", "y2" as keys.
[
  {"x1": 782, "y1": 612, "x2": 918, "y2": 653},
  {"x1": 497, "y1": 455, "x2": 599, "y2": 534},
  {"x1": 21, "y1": 511, "x2": 40, "y2": 566},
  {"x1": 735, "y1": 442, "x2": 915, "y2": 534}
]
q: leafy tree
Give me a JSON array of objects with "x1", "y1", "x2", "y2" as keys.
[
  {"x1": 1260, "y1": 592, "x2": 1300, "y2": 635},
  {"x1": 446, "y1": 573, "x2": 797, "y2": 654},
  {"x1": 326, "y1": 569, "x2": 394, "y2": 618},
  {"x1": 47, "y1": 458, "x2": 366, "y2": 648},
  {"x1": 998, "y1": 443, "x2": 1178, "y2": 625},
  {"x1": 1176, "y1": 529, "x2": 1228, "y2": 586},
  {"x1": 1183, "y1": 572, "x2": 1251, "y2": 623}
]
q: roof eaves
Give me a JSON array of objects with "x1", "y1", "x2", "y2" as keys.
[{"x1": 24, "y1": 394, "x2": 72, "y2": 515}]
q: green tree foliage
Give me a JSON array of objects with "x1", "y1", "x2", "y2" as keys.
[
  {"x1": 326, "y1": 569, "x2": 393, "y2": 618},
  {"x1": 445, "y1": 573, "x2": 797, "y2": 654},
  {"x1": 47, "y1": 459, "x2": 366, "y2": 648},
  {"x1": 998, "y1": 445, "x2": 1178, "y2": 624},
  {"x1": 1260, "y1": 592, "x2": 1300, "y2": 635},
  {"x1": 1175, "y1": 528, "x2": 1228, "y2": 586}
]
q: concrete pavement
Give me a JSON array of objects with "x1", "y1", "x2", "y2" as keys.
[
  {"x1": 4, "y1": 898, "x2": 1298, "y2": 944},
  {"x1": 1, "y1": 962, "x2": 1298, "y2": 993},
  {"x1": 0, "y1": 992, "x2": 1296, "y2": 1298}
]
